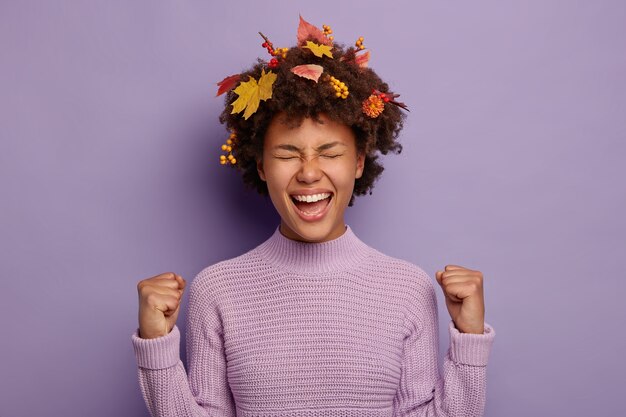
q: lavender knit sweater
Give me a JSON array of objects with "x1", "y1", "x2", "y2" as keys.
[{"x1": 131, "y1": 225, "x2": 496, "y2": 417}]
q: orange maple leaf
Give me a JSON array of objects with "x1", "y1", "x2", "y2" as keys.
[{"x1": 297, "y1": 15, "x2": 332, "y2": 47}]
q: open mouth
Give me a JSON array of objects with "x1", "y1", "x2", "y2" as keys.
[{"x1": 290, "y1": 192, "x2": 333, "y2": 217}]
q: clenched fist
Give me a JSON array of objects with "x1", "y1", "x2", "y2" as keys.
[
  {"x1": 137, "y1": 272, "x2": 186, "y2": 339},
  {"x1": 435, "y1": 265, "x2": 485, "y2": 334}
]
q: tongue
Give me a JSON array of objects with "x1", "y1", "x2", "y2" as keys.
[{"x1": 294, "y1": 197, "x2": 330, "y2": 215}]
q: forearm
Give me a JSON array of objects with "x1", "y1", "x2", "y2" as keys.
[
  {"x1": 136, "y1": 361, "x2": 211, "y2": 417},
  {"x1": 132, "y1": 325, "x2": 214, "y2": 417},
  {"x1": 393, "y1": 321, "x2": 495, "y2": 417}
]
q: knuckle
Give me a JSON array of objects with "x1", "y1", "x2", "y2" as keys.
[
  {"x1": 145, "y1": 292, "x2": 161, "y2": 305},
  {"x1": 137, "y1": 283, "x2": 150, "y2": 296},
  {"x1": 143, "y1": 294, "x2": 154, "y2": 305}
]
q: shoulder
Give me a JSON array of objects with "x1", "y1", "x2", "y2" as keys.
[
  {"x1": 191, "y1": 247, "x2": 261, "y2": 293},
  {"x1": 360, "y1": 247, "x2": 439, "y2": 330},
  {"x1": 361, "y1": 245, "x2": 435, "y2": 294},
  {"x1": 184, "y1": 247, "x2": 263, "y2": 320}
]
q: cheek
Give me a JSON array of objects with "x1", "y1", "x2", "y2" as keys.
[
  {"x1": 263, "y1": 163, "x2": 293, "y2": 191},
  {"x1": 325, "y1": 161, "x2": 359, "y2": 184}
]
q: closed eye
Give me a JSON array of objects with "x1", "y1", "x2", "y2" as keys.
[{"x1": 273, "y1": 154, "x2": 343, "y2": 161}]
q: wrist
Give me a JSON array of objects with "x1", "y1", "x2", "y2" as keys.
[
  {"x1": 138, "y1": 327, "x2": 168, "y2": 339},
  {"x1": 454, "y1": 321, "x2": 485, "y2": 334}
]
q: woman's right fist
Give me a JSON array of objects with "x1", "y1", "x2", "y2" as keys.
[{"x1": 137, "y1": 272, "x2": 186, "y2": 339}]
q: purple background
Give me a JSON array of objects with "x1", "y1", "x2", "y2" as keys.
[{"x1": 1, "y1": 1, "x2": 625, "y2": 416}]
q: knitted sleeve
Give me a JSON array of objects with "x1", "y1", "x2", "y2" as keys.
[
  {"x1": 391, "y1": 271, "x2": 495, "y2": 417},
  {"x1": 131, "y1": 273, "x2": 236, "y2": 417}
]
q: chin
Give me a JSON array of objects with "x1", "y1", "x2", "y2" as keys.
[{"x1": 274, "y1": 190, "x2": 348, "y2": 242}]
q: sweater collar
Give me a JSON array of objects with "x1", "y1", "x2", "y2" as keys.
[{"x1": 257, "y1": 224, "x2": 371, "y2": 274}]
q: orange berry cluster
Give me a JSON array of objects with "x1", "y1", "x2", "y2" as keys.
[
  {"x1": 355, "y1": 36, "x2": 365, "y2": 50},
  {"x1": 219, "y1": 131, "x2": 237, "y2": 166},
  {"x1": 272, "y1": 47, "x2": 288, "y2": 59},
  {"x1": 322, "y1": 24, "x2": 334, "y2": 41},
  {"x1": 329, "y1": 75, "x2": 349, "y2": 99}
]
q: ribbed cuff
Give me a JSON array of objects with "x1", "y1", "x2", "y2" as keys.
[
  {"x1": 131, "y1": 325, "x2": 180, "y2": 369},
  {"x1": 448, "y1": 321, "x2": 495, "y2": 366}
]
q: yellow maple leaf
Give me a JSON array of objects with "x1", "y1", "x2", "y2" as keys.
[
  {"x1": 302, "y1": 41, "x2": 333, "y2": 59},
  {"x1": 258, "y1": 69, "x2": 277, "y2": 101},
  {"x1": 230, "y1": 70, "x2": 277, "y2": 119},
  {"x1": 231, "y1": 76, "x2": 258, "y2": 115}
]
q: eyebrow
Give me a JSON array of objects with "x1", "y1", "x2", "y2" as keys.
[{"x1": 272, "y1": 141, "x2": 347, "y2": 152}]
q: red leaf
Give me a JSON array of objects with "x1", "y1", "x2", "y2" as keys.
[
  {"x1": 355, "y1": 50, "x2": 370, "y2": 68},
  {"x1": 291, "y1": 64, "x2": 324, "y2": 82},
  {"x1": 216, "y1": 74, "x2": 241, "y2": 97},
  {"x1": 297, "y1": 15, "x2": 332, "y2": 47},
  {"x1": 390, "y1": 99, "x2": 410, "y2": 111}
]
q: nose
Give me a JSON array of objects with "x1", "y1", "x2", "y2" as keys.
[{"x1": 296, "y1": 154, "x2": 323, "y2": 184}]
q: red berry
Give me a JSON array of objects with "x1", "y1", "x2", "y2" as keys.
[
  {"x1": 383, "y1": 97, "x2": 390, "y2": 102},
  {"x1": 262, "y1": 42, "x2": 267, "y2": 47}
]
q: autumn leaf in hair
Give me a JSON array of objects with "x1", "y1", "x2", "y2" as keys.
[
  {"x1": 291, "y1": 64, "x2": 324, "y2": 82},
  {"x1": 355, "y1": 50, "x2": 370, "y2": 67},
  {"x1": 302, "y1": 41, "x2": 333, "y2": 58},
  {"x1": 297, "y1": 15, "x2": 332, "y2": 47},
  {"x1": 339, "y1": 49, "x2": 370, "y2": 68},
  {"x1": 230, "y1": 69, "x2": 277, "y2": 120},
  {"x1": 216, "y1": 74, "x2": 241, "y2": 96}
]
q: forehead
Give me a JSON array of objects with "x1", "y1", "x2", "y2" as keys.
[{"x1": 264, "y1": 112, "x2": 355, "y2": 147}]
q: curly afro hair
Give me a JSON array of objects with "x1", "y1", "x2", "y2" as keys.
[{"x1": 218, "y1": 38, "x2": 407, "y2": 207}]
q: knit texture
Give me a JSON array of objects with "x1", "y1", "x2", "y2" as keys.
[{"x1": 131, "y1": 225, "x2": 495, "y2": 417}]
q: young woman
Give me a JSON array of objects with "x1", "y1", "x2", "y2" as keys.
[{"x1": 132, "y1": 16, "x2": 495, "y2": 417}]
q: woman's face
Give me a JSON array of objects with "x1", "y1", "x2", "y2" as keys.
[{"x1": 257, "y1": 112, "x2": 365, "y2": 243}]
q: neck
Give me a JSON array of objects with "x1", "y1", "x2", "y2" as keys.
[
  {"x1": 278, "y1": 221, "x2": 348, "y2": 243},
  {"x1": 257, "y1": 224, "x2": 371, "y2": 274}
]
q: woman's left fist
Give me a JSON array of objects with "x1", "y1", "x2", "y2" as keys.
[{"x1": 435, "y1": 265, "x2": 485, "y2": 334}]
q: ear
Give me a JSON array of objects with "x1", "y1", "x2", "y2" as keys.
[
  {"x1": 256, "y1": 158, "x2": 266, "y2": 182},
  {"x1": 355, "y1": 151, "x2": 365, "y2": 179}
]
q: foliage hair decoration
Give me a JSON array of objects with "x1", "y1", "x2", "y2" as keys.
[{"x1": 214, "y1": 15, "x2": 408, "y2": 167}]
